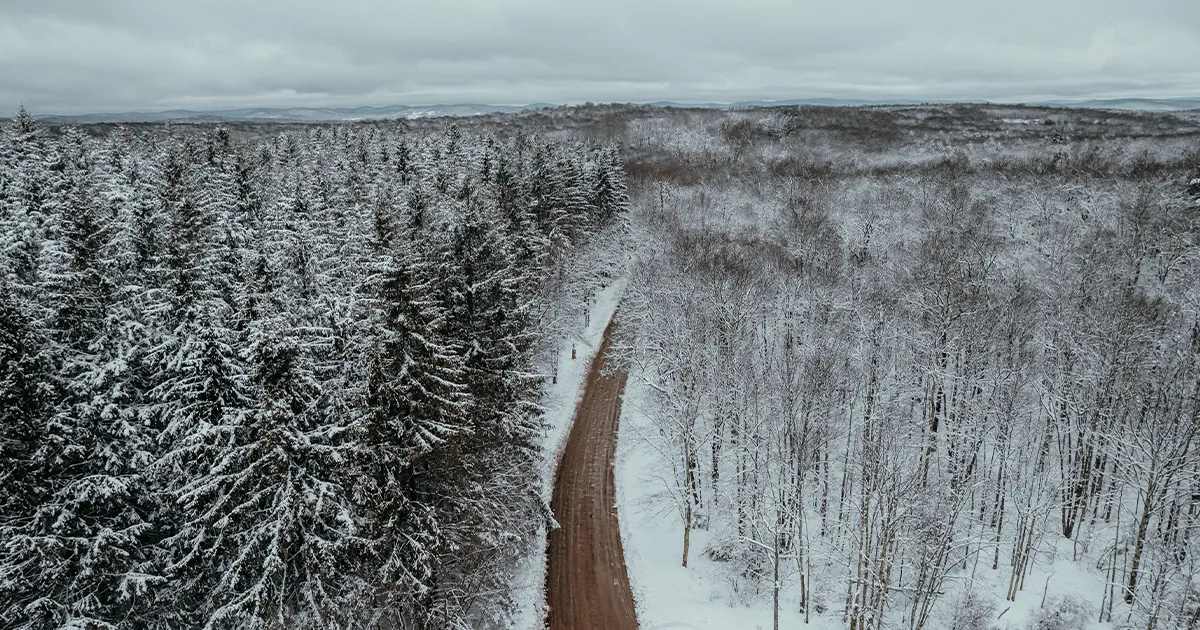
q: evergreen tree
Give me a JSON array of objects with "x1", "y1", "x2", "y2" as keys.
[
  {"x1": 590, "y1": 146, "x2": 629, "y2": 225},
  {"x1": 0, "y1": 108, "x2": 58, "y2": 308},
  {"x1": 0, "y1": 280, "x2": 50, "y2": 544},
  {"x1": 359, "y1": 244, "x2": 470, "y2": 626},
  {"x1": 428, "y1": 200, "x2": 545, "y2": 622},
  {"x1": 0, "y1": 151, "x2": 163, "y2": 630},
  {"x1": 174, "y1": 329, "x2": 361, "y2": 630},
  {"x1": 491, "y1": 154, "x2": 543, "y2": 276},
  {"x1": 551, "y1": 153, "x2": 592, "y2": 249}
]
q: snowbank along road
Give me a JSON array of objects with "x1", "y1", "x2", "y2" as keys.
[{"x1": 546, "y1": 320, "x2": 639, "y2": 629}]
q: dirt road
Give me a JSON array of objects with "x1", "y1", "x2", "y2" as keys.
[{"x1": 547, "y1": 320, "x2": 639, "y2": 630}]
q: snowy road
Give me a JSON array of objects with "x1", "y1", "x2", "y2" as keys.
[{"x1": 546, "y1": 319, "x2": 639, "y2": 630}]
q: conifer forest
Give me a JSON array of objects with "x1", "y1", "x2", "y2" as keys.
[
  {"x1": 0, "y1": 107, "x2": 627, "y2": 629},
  {"x1": 3, "y1": 102, "x2": 1200, "y2": 630}
]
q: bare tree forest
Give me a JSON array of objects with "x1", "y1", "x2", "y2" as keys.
[{"x1": 613, "y1": 103, "x2": 1200, "y2": 630}]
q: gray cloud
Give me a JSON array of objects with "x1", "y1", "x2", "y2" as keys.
[{"x1": 1, "y1": 0, "x2": 1198, "y2": 114}]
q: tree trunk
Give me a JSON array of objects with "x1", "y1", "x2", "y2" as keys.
[
  {"x1": 797, "y1": 485, "x2": 808, "y2": 613},
  {"x1": 773, "y1": 532, "x2": 781, "y2": 630},
  {"x1": 991, "y1": 471, "x2": 1006, "y2": 570},
  {"x1": 820, "y1": 446, "x2": 830, "y2": 536},
  {"x1": 682, "y1": 498, "x2": 692, "y2": 568},
  {"x1": 1007, "y1": 517, "x2": 1027, "y2": 601},
  {"x1": 1125, "y1": 477, "x2": 1157, "y2": 604},
  {"x1": 1018, "y1": 514, "x2": 1036, "y2": 592},
  {"x1": 711, "y1": 417, "x2": 723, "y2": 509}
]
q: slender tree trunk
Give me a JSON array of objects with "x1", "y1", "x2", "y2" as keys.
[
  {"x1": 1125, "y1": 477, "x2": 1158, "y2": 604},
  {"x1": 847, "y1": 490, "x2": 868, "y2": 626},
  {"x1": 820, "y1": 445, "x2": 830, "y2": 536},
  {"x1": 1106, "y1": 494, "x2": 1121, "y2": 623},
  {"x1": 805, "y1": 529, "x2": 813, "y2": 625},
  {"x1": 712, "y1": 417, "x2": 723, "y2": 510},
  {"x1": 1089, "y1": 449, "x2": 1109, "y2": 525},
  {"x1": 773, "y1": 531, "x2": 780, "y2": 630},
  {"x1": 797, "y1": 484, "x2": 808, "y2": 613},
  {"x1": 1018, "y1": 514, "x2": 1036, "y2": 592},
  {"x1": 838, "y1": 394, "x2": 857, "y2": 536},
  {"x1": 1007, "y1": 515, "x2": 1027, "y2": 601},
  {"x1": 992, "y1": 470, "x2": 1006, "y2": 570},
  {"x1": 682, "y1": 499, "x2": 692, "y2": 568},
  {"x1": 874, "y1": 523, "x2": 895, "y2": 630}
]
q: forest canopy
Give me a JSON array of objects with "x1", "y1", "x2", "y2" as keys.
[{"x1": 0, "y1": 107, "x2": 627, "y2": 630}]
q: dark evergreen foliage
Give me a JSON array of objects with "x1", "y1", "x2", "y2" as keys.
[{"x1": 0, "y1": 113, "x2": 628, "y2": 630}]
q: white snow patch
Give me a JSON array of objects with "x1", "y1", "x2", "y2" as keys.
[
  {"x1": 616, "y1": 376, "x2": 835, "y2": 630},
  {"x1": 614, "y1": 376, "x2": 1126, "y2": 630},
  {"x1": 942, "y1": 534, "x2": 1120, "y2": 630}
]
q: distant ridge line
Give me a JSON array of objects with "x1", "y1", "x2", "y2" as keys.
[{"x1": 26, "y1": 97, "x2": 1200, "y2": 124}]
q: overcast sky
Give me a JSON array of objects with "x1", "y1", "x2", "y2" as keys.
[{"x1": 2, "y1": 0, "x2": 1198, "y2": 114}]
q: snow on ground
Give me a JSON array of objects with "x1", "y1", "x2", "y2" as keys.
[
  {"x1": 615, "y1": 374, "x2": 1124, "y2": 630},
  {"x1": 509, "y1": 277, "x2": 627, "y2": 630},
  {"x1": 616, "y1": 375, "x2": 831, "y2": 630},
  {"x1": 941, "y1": 532, "x2": 1120, "y2": 630}
]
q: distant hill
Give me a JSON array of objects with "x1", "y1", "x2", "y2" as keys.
[
  {"x1": 1037, "y1": 97, "x2": 1200, "y2": 111},
  {"x1": 647, "y1": 98, "x2": 931, "y2": 108},
  {"x1": 34, "y1": 103, "x2": 556, "y2": 124},
  {"x1": 27, "y1": 97, "x2": 1200, "y2": 124},
  {"x1": 709, "y1": 97, "x2": 1200, "y2": 111}
]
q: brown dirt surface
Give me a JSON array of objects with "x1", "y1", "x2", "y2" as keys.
[{"x1": 546, "y1": 320, "x2": 639, "y2": 630}]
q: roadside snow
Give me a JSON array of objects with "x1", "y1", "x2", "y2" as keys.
[
  {"x1": 616, "y1": 376, "x2": 832, "y2": 630},
  {"x1": 509, "y1": 277, "x2": 627, "y2": 630}
]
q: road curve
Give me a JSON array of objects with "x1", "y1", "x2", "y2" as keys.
[{"x1": 547, "y1": 319, "x2": 639, "y2": 630}]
